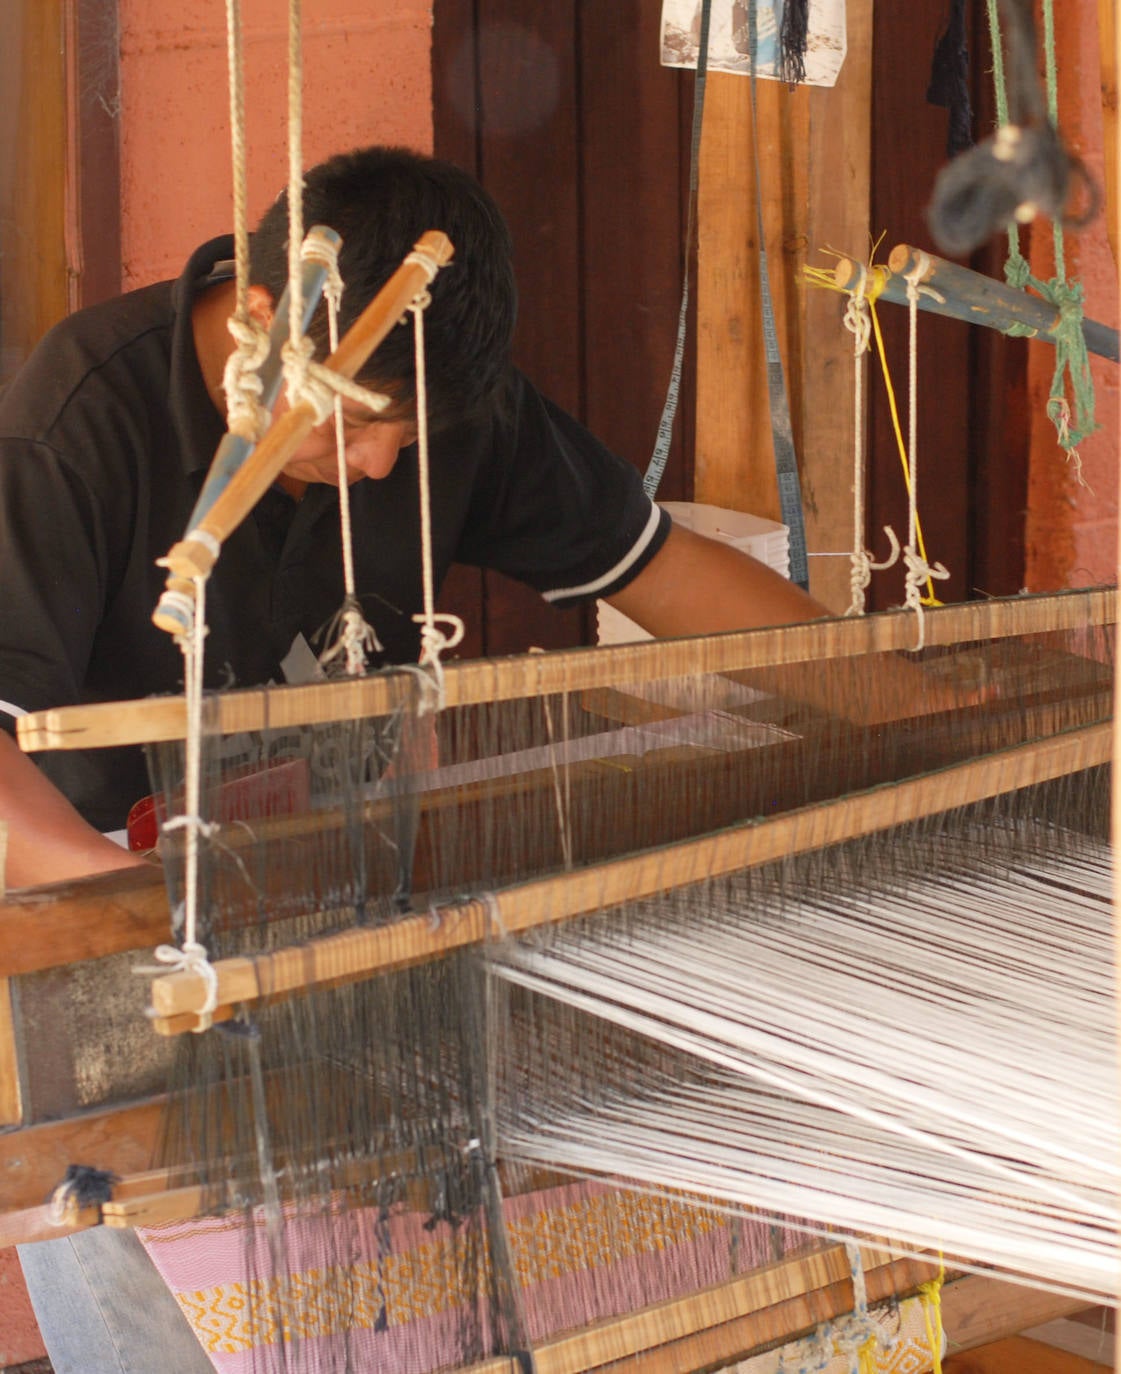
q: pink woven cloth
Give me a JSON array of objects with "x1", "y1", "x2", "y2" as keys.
[{"x1": 140, "y1": 1179, "x2": 795, "y2": 1373}]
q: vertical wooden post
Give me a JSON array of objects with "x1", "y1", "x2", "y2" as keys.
[
  {"x1": 694, "y1": 11, "x2": 872, "y2": 612},
  {"x1": 695, "y1": 74, "x2": 809, "y2": 522},
  {"x1": 801, "y1": 0, "x2": 874, "y2": 611}
]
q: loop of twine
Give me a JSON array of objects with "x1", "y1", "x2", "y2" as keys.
[
  {"x1": 403, "y1": 246, "x2": 443, "y2": 283},
  {"x1": 281, "y1": 336, "x2": 390, "y2": 427},
  {"x1": 135, "y1": 937, "x2": 220, "y2": 1027},
  {"x1": 319, "y1": 603, "x2": 383, "y2": 678},
  {"x1": 412, "y1": 613, "x2": 466, "y2": 713},
  {"x1": 222, "y1": 314, "x2": 272, "y2": 440}
]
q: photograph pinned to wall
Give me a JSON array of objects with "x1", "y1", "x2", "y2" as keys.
[{"x1": 660, "y1": 0, "x2": 846, "y2": 87}]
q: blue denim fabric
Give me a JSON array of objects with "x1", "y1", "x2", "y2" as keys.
[{"x1": 19, "y1": 1227, "x2": 213, "y2": 1374}]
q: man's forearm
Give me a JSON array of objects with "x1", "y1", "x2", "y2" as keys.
[
  {"x1": 605, "y1": 523, "x2": 827, "y2": 638},
  {"x1": 0, "y1": 730, "x2": 147, "y2": 888}
]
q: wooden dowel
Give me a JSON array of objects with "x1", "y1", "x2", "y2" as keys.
[
  {"x1": 148, "y1": 722, "x2": 1111, "y2": 1029},
  {"x1": 830, "y1": 246, "x2": 1119, "y2": 362},
  {"x1": 155, "y1": 231, "x2": 453, "y2": 586},
  {"x1": 19, "y1": 588, "x2": 1116, "y2": 753}
]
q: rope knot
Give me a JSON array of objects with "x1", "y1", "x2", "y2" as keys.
[
  {"x1": 1003, "y1": 254, "x2": 1031, "y2": 290},
  {"x1": 403, "y1": 245, "x2": 443, "y2": 283},
  {"x1": 135, "y1": 937, "x2": 219, "y2": 1027},
  {"x1": 319, "y1": 601, "x2": 383, "y2": 677},
  {"x1": 222, "y1": 315, "x2": 272, "y2": 440},
  {"x1": 842, "y1": 283, "x2": 872, "y2": 357}
]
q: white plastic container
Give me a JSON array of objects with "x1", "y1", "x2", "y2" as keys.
[{"x1": 596, "y1": 502, "x2": 790, "y2": 645}]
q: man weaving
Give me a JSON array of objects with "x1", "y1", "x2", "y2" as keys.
[
  {"x1": 0, "y1": 146, "x2": 824, "y2": 1374},
  {"x1": 0, "y1": 145, "x2": 820, "y2": 893}
]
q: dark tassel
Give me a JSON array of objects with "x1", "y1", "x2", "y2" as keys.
[
  {"x1": 927, "y1": 0, "x2": 974, "y2": 157},
  {"x1": 779, "y1": 0, "x2": 809, "y2": 86},
  {"x1": 51, "y1": 1163, "x2": 118, "y2": 1208}
]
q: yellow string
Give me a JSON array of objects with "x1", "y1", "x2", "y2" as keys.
[
  {"x1": 917, "y1": 1263, "x2": 946, "y2": 1374},
  {"x1": 866, "y1": 298, "x2": 942, "y2": 607},
  {"x1": 806, "y1": 254, "x2": 942, "y2": 607}
]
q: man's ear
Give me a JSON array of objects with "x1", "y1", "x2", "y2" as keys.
[{"x1": 246, "y1": 285, "x2": 276, "y2": 329}]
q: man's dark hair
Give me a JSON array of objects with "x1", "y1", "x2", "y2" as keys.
[{"x1": 250, "y1": 147, "x2": 517, "y2": 433}]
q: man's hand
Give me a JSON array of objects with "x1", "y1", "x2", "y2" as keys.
[
  {"x1": 604, "y1": 522, "x2": 981, "y2": 726},
  {"x1": 0, "y1": 731, "x2": 149, "y2": 889}
]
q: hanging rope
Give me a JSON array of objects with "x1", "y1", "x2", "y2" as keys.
[
  {"x1": 220, "y1": 0, "x2": 271, "y2": 441},
  {"x1": 901, "y1": 255, "x2": 950, "y2": 649},
  {"x1": 985, "y1": 0, "x2": 1098, "y2": 463},
  {"x1": 306, "y1": 232, "x2": 385, "y2": 678},
  {"x1": 137, "y1": 565, "x2": 219, "y2": 1027},
  {"x1": 929, "y1": 0, "x2": 1096, "y2": 257},
  {"x1": 839, "y1": 264, "x2": 900, "y2": 617},
  {"x1": 409, "y1": 274, "x2": 464, "y2": 709}
]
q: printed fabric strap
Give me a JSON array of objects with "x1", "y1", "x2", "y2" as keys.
[{"x1": 746, "y1": 0, "x2": 810, "y2": 588}]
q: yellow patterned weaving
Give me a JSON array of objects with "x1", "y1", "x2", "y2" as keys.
[{"x1": 167, "y1": 1190, "x2": 726, "y2": 1355}]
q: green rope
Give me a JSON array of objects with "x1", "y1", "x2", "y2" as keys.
[
  {"x1": 1039, "y1": 0, "x2": 1067, "y2": 280},
  {"x1": 985, "y1": 0, "x2": 1096, "y2": 452}
]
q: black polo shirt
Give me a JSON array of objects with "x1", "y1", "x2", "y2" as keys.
[{"x1": 0, "y1": 237, "x2": 668, "y2": 829}]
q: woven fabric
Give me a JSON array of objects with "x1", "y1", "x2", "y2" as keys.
[{"x1": 140, "y1": 1180, "x2": 787, "y2": 1372}]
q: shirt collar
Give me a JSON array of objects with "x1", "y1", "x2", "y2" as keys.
[{"x1": 168, "y1": 235, "x2": 236, "y2": 476}]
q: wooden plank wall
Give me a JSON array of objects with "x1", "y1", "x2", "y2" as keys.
[
  {"x1": 0, "y1": 1, "x2": 70, "y2": 385},
  {"x1": 432, "y1": 1, "x2": 694, "y2": 655},
  {"x1": 868, "y1": 3, "x2": 1030, "y2": 607}
]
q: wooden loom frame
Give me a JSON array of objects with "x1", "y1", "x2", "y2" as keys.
[{"x1": 1, "y1": 587, "x2": 1113, "y2": 1368}]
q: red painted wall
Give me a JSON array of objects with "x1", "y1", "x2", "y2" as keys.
[
  {"x1": 1023, "y1": 4, "x2": 1119, "y2": 590},
  {"x1": 117, "y1": 0, "x2": 434, "y2": 290}
]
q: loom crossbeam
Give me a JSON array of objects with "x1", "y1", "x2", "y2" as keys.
[
  {"x1": 3, "y1": 588, "x2": 1116, "y2": 1369},
  {"x1": 831, "y1": 244, "x2": 1119, "y2": 361},
  {"x1": 17, "y1": 587, "x2": 1114, "y2": 751},
  {"x1": 147, "y1": 720, "x2": 1110, "y2": 1029}
]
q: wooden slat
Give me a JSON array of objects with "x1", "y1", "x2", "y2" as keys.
[
  {"x1": 0, "y1": 0, "x2": 69, "y2": 388},
  {"x1": 581, "y1": 1, "x2": 695, "y2": 505},
  {"x1": 0, "y1": 980, "x2": 22, "y2": 1128},
  {"x1": 465, "y1": 1244, "x2": 937, "y2": 1374},
  {"x1": 0, "y1": 1098, "x2": 165, "y2": 1220},
  {"x1": 867, "y1": 0, "x2": 974, "y2": 609},
  {"x1": 587, "y1": 1257, "x2": 936, "y2": 1374},
  {"x1": 940, "y1": 1274, "x2": 1097, "y2": 1356},
  {"x1": 18, "y1": 588, "x2": 1115, "y2": 751},
  {"x1": 0, "y1": 864, "x2": 168, "y2": 976},
  {"x1": 155, "y1": 232, "x2": 453, "y2": 587},
  {"x1": 4, "y1": 673, "x2": 1106, "y2": 983},
  {"x1": 149, "y1": 721, "x2": 1111, "y2": 1027}
]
